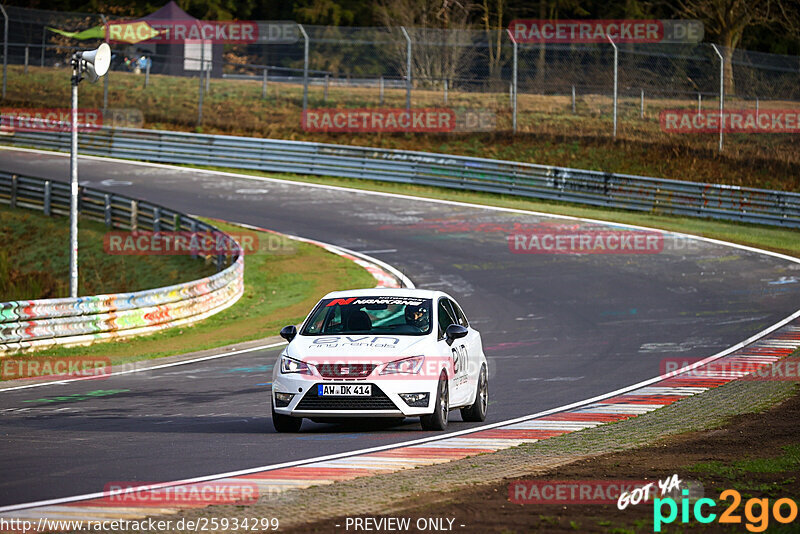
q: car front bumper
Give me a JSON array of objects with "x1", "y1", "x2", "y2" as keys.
[{"x1": 272, "y1": 375, "x2": 439, "y2": 418}]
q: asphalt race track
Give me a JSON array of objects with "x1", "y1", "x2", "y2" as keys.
[{"x1": 1, "y1": 148, "x2": 798, "y2": 507}]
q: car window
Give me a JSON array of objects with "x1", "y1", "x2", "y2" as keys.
[
  {"x1": 437, "y1": 299, "x2": 457, "y2": 339},
  {"x1": 301, "y1": 296, "x2": 433, "y2": 336},
  {"x1": 448, "y1": 299, "x2": 469, "y2": 327}
]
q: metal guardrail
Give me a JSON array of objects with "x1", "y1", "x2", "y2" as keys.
[
  {"x1": 2, "y1": 126, "x2": 799, "y2": 228},
  {"x1": 0, "y1": 171, "x2": 244, "y2": 354}
]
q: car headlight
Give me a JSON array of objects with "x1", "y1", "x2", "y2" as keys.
[
  {"x1": 380, "y1": 356, "x2": 424, "y2": 375},
  {"x1": 280, "y1": 355, "x2": 312, "y2": 375}
]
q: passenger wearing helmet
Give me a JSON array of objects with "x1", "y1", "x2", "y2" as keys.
[{"x1": 404, "y1": 304, "x2": 430, "y2": 331}]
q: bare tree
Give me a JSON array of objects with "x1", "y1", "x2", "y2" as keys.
[
  {"x1": 375, "y1": 0, "x2": 476, "y2": 88},
  {"x1": 676, "y1": 0, "x2": 800, "y2": 94}
]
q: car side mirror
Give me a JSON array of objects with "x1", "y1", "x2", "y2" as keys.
[
  {"x1": 280, "y1": 325, "x2": 297, "y2": 343},
  {"x1": 445, "y1": 324, "x2": 468, "y2": 346}
]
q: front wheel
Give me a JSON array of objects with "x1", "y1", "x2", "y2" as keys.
[
  {"x1": 460, "y1": 365, "x2": 488, "y2": 422},
  {"x1": 420, "y1": 374, "x2": 449, "y2": 431},
  {"x1": 272, "y1": 405, "x2": 302, "y2": 432}
]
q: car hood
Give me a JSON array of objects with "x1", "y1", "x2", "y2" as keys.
[{"x1": 287, "y1": 334, "x2": 432, "y2": 363}]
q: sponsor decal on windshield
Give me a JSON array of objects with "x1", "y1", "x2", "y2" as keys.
[{"x1": 326, "y1": 297, "x2": 426, "y2": 307}]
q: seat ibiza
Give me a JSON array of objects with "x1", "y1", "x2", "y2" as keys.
[{"x1": 271, "y1": 288, "x2": 488, "y2": 432}]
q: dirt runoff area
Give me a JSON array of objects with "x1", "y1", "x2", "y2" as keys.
[{"x1": 284, "y1": 384, "x2": 800, "y2": 534}]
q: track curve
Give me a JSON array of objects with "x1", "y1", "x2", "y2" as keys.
[{"x1": 0, "y1": 147, "x2": 798, "y2": 507}]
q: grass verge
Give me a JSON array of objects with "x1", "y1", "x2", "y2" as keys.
[
  {"x1": 0, "y1": 203, "x2": 214, "y2": 300},
  {"x1": 2, "y1": 218, "x2": 376, "y2": 369}
]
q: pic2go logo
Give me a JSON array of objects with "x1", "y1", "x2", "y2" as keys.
[{"x1": 654, "y1": 489, "x2": 798, "y2": 532}]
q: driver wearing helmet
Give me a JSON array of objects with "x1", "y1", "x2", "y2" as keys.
[{"x1": 404, "y1": 303, "x2": 430, "y2": 330}]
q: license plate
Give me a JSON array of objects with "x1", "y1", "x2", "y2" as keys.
[{"x1": 318, "y1": 384, "x2": 371, "y2": 396}]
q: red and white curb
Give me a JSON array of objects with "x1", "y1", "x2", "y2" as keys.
[{"x1": 2, "y1": 321, "x2": 798, "y2": 528}]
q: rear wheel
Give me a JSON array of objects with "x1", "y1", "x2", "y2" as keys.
[
  {"x1": 420, "y1": 374, "x2": 449, "y2": 431},
  {"x1": 460, "y1": 365, "x2": 488, "y2": 422},
  {"x1": 272, "y1": 405, "x2": 302, "y2": 432}
]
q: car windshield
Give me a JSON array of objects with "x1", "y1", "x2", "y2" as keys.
[{"x1": 302, "y1": 296, "x2": 433, "y2": 336}]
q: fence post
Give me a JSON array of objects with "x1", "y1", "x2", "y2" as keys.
[
  {"x1": 640, "y1": 89, "x2": 644, "y2": 118},
  {"x1": 711, "y1": 44, "x2": 724, "y2": 152},
  {"x1": 189, "y1": 219, "x2": 197, "y2": 259},
  {"x1": 100, "y1": 15, "x2": 109, "y2": 113},
  {"x1": 206, "y1": 62, "x2": 210, "y2": 92},
  {"x1": 1, "y1": 4, "x2": 8, "y2": 100},
  {"x1": 443, "y1": 79, "x2": 448, "y2": 104},
  {"x1": 697, "y1": 92, "x2": 701, "y2": 112},
  {"x1": 755, "y1": 96, "x2": 759, "y2": 114},
  {"x1": 324, "y1": 73, "x2": 329, "y2": 101},
  {"x1": 298, "y1": 24, "x2": 309, "y2": 113},
  {"x1": 262, "y1": 67, "x2": 268, "y2": 99},
  {"x1": 572, "y1": 85, "x2": 576, "y2": 114},
  {"x1": 24, "y1": 47, "x2": 29, "y2": 74},
  {"x1": 507, "y1": 29, "x2": 517, "y2": 133},
  {"x1": 41, "y1": 27, "x2": 46, "y2": 67},
  {"x1": 607, "y1": 35, "x2": 617, "y2": 138},
  {"x1": 144, "y1": 61, "x2": 150, "y2": 88},
  {"x1": 44, "y1": 180, "x2": 51, "y2": 216},
  {"x1": 400, "y1": 26, "x2": 412, "y2": 111},
  {"x1": 197, "y1": 35, "x2": 204, "y2": 125},
  {"x1": 379, "y1": 76, "x2": 384, "y2": 105}
]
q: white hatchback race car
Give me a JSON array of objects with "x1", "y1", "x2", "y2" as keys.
[{"x1": 271, "y1": 288, "x2": 488, "y2": 432}]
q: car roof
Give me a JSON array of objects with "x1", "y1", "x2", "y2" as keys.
[{"x1": 319, "y1": 287, "x2": 450, "y2": 301}]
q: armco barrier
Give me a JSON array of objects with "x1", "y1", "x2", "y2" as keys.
[
  {"x1": 0, "y1": 171, "x2": 244, "y2": 355},
  {"x1": 2, "y1": 126, "x2": 799, "y2": 228}
]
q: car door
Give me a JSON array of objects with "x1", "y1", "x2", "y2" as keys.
[
  {"x1": 448, "y1": 298, "x2": 482, "y2": 402},
  {"x1": 437, "y1": 298, "x2": 470, "y2": 407}
]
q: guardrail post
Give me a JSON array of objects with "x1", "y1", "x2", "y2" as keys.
[
  {"x1": 298, "y1": 24, "x2": 309, "y2": 113},
  {"x1": 104, "y1": 194, "x2": 112, "y2": 227},
  {"x1": 9, "y1": 174, "x2": 17, "y2": 208},
  {"x1": 607, "y1": 35, "x2": 618, "y2": 138},
  {"x1": 217, "y1": 253, "x2": 224, "y2": 272},
  {"x1": 44, "y1": 180, "x2": 51, "y2": 216},
  {"x1": 711, "y1": 44, "x2": 724, "y2": 152},
  {"x1": 400, "y1": 26, "x2": 412, "y2": 111},
  {"x1": 189, "y1": 219, "x2": 198, "y2": 259},
  {"x1": 130, "y1": 200, "x2": 138, "y2": 231},
  {"x1": 173, "y1": 213, "x2": 181, "y2": 231},
  {"x1": 153, "y1": 206, "x2": 161, "y2": 233}
]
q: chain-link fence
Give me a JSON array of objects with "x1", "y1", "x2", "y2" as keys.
[{"x1": 1, "y1": 5, "x2": 799, "y2": 154}]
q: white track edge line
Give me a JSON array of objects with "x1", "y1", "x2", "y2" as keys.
[{"x1": 2, "y1": 307, "x2": 798, "y2": 513}]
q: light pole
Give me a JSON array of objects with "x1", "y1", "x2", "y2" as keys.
[{"x1": 69, "y1": 43, "x2": 111, "y2": 298}]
